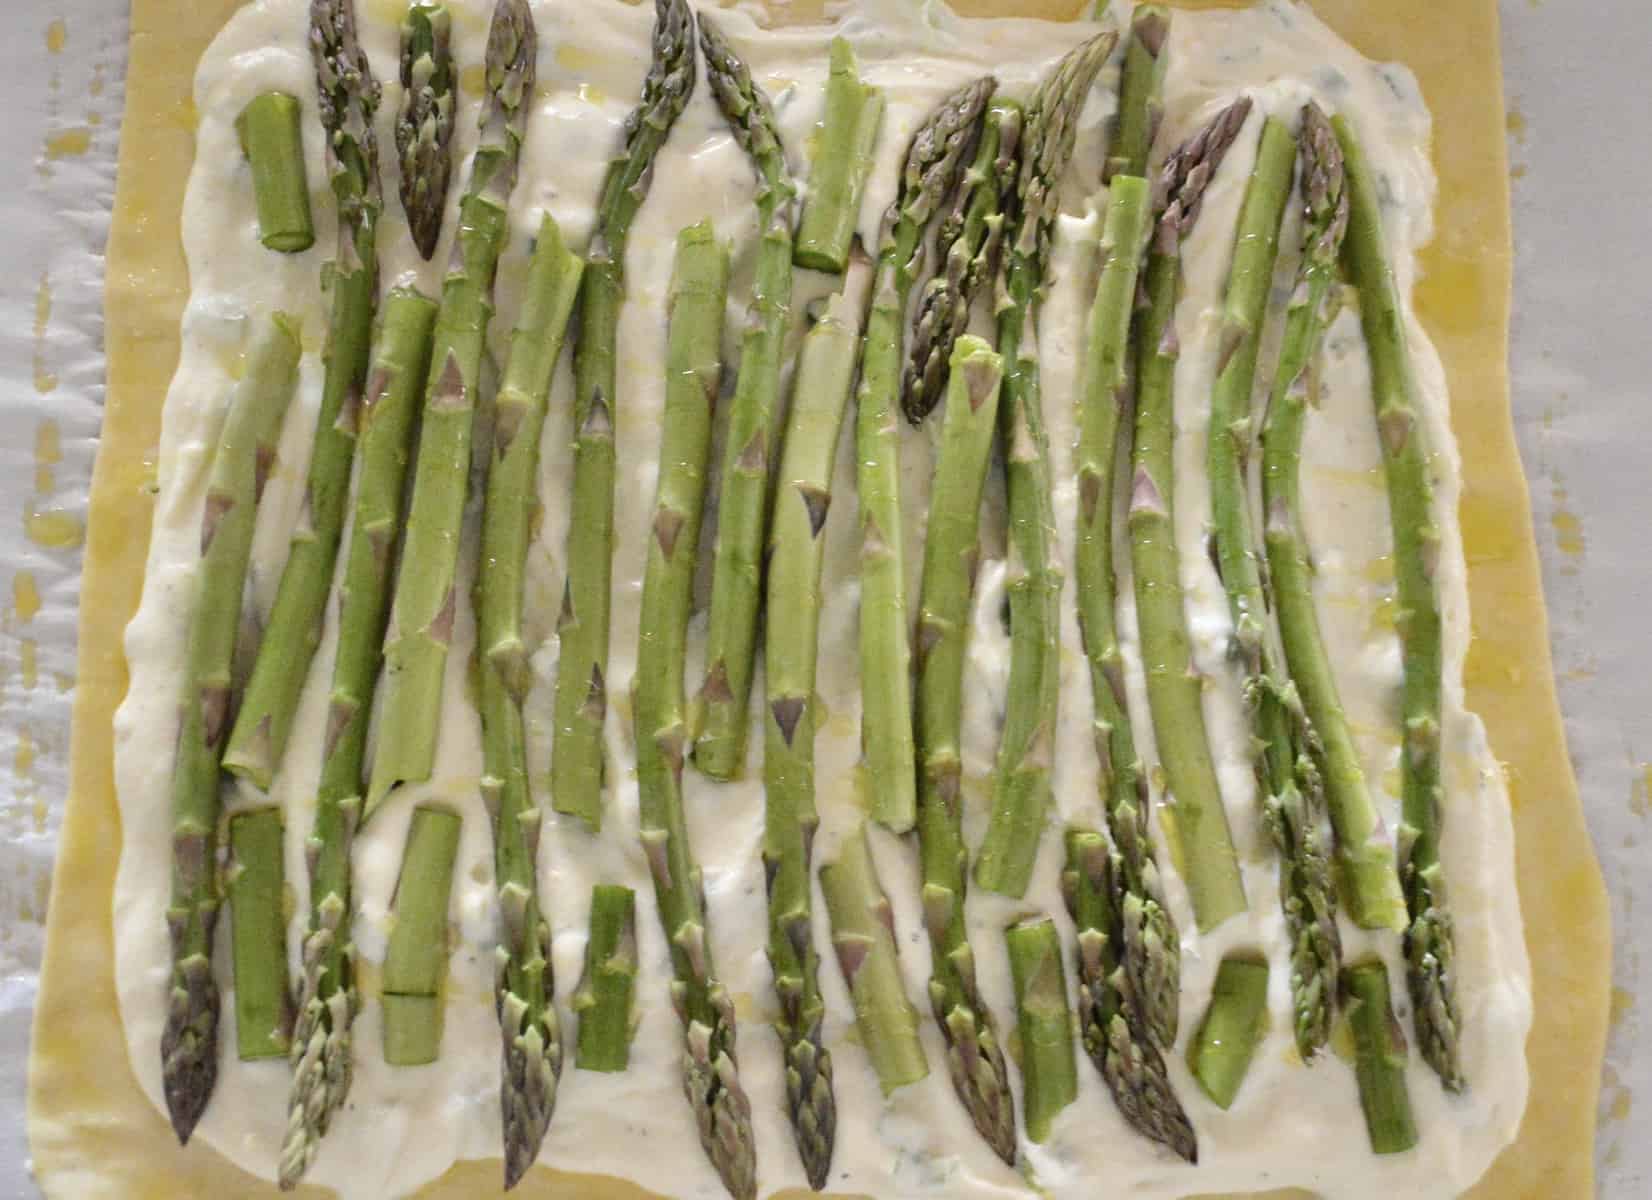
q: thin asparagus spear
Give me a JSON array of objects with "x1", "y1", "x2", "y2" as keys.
[
  {"x1": 396, "y1": 0, "x2": 455, "y2": 261},
  {"x1": 1333, "y1": 112, "x2": 1463, "y2": 1093},
  {"x1": 1005, "y1": 915, "x2": 1077, "y2": 1144},
  {"x1": 633, "y1": 223, "x2": 754, "y2": 1200},
  {"x1": 1126, "y1": 97, "x2": 1252, "y2": 932},
  {"x1": 238, "y1": 92, "x2": 314, "y2": 253},
  {"x1": 1103, "y1": 4, "x2": 1168, "y2": 184},
  {"x1": 1261, "y1": 103, "x2": 1407, "y2": 933},
  {"x1": 380, "y1": 805, "x2": 462, "y2": 1066},
  {"x1": 857, "y1": 75, "x2": 994, "y2": 836},
  {"x1": 162, "y1": 313, "x2": 302, "y2": 1144},
  {"x1": 693, "y1": 13, "x2": 800, "y2": 781},
  {"x1": 793, "y1": 37, "x2": 885, "y2": 275},
  {"x1": 227, "y1": 807, "x2": 291, "y2": 1061},
  {"x1": 573, "y1": 884, "x2": 638, "y2": 1072},
  {"x1": 226, "y1": 0, "x2": 382, "y2": 790},
  {"x1": 975, "y1": 30, "x2": 1116, "y2": 899},
  {"x1": 367, "y1": 0, "x2": 535, "y2": 815},
  {"x1": 1187, "y1": 954, "x2": 1268, "y2": 1108},
  {"x1": 553, "y1": 0, "x2": 696, "y2": 829},
  {"x1": 1343, "y1": 960, "x2": 1419, "y2": 1154},
  {"x1": 819, "y1": 825, "x2": 929, "y2": 1095}
]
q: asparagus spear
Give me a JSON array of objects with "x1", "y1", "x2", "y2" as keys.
[
  {"x1": 633, "y1": 223, "x2": 754, "y2": 1200},
  {"x1": 162, "y1": 313, "x2": 301, "y2": 1144},
  {"x1": 1261, "y1": 104, "x2": 1407, "y2": 933},
  {"x1": 762, "y1": 262, "x2": 871, "y2": 1188},
  {"x1": 573, "y1": 884, "x2": 638, "y2": 1072},
  {"x1": 692, "y1": 14, "x2": 800, "y2": 781},
  {"x1": 901, "y1": 99, "x2": 1021, "y2": 425},
  {"x1": 396, "y1": 0, "x2": 455, "y2": 261},
  {"x1": 857, "y1": 75, "x2": 994, "y2": 835},
  {"x1": 913, "y1": 336, "x2": 1016, "y2": 1161},
  {"x1": 367, "y1": 0, "x2": 535, "y2": 815},
  {"x1": 238, "y1": 92, "x2": 315, "y2": 253},
  {"x1": 975, "y1": 30, "x2": 1116, "y2": 899},
  {"x1": 552, "y1": 0, "x2": 696, "y2": 829},
  {"x1": 1333, "y1": 112, "x2": 1463, "y2": 1093},
  {"x1": 1206, "y1": 116, "x2": 1340, "y2": 1059},
  {"x1": 819, "y1": 825, "x2": 929, "y2": 1095},
  {"x1": 1103, "y1": 4, "x2": 1168, "y2": 184},
  {"x1": 380, "y1": 805, "x2": 462, "y2": 1066},
  {"x1": 1187, "y1": 954, "x2": 1269, "y2": 1109},
  {"x1": 279, "y1": 287, "x2": 437, "y2": 1190},
  {"x1": 225, "y1": 0, "x2": 382, "y2": 790},
  {"x1": 1126, "y1": 97, "x2": 1252, "y2": 932},
  {"x1": 477, "y1": 213, "x2": 584, "y2": 1189},
  {"x1": 227, "y1": 807, "x2": 291, "y2": 1062},
  {"x1": 1343, "y1": 960, "x2": 1419, "y2": 1154},
  {"x1": 793, "y1": 37, "x2": 885, "y2": 275},
  {"x1": 1005, "y1": 916, "x2": 1077, "y2": 1144}
]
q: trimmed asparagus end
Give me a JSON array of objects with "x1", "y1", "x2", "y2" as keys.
[
  {"x1": 237, "y1": 92, "x2": 315, "y2": 253},
  {"x1": 228, "y1": 807, "x2": 292, "y2": 1060},
  {"x1": 1344, "y1": 960, "x2": 1420, "y2": 1154},
  {"x1": 381, "y1": 805, "x2": 461, "y2": 1065},
  {"x1": 794, "y1": 37, "x2": 886, "y2": 274},
  {"x1": 1188, "y1": 955, "x2": 1269, "y2": 1109},
  {"x1": 1006, "y1": 915, "x2": 1077, "y2": 1143},
  {"x1": 574, "y1": 885, "x2": 639, "y2": 1072}
]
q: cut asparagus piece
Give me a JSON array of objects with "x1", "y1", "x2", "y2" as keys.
[
  {"x1": 633, "y1": 223, "x2": 754, "y2": 1200},
  {"x1": 1343, "y1": 960, "x2": 1419, "y2": 1154},
  {"x1": 819, "y1": 825, "x2": 929, "y2": 1095},
  {"x1": 553, "y1": 0, "x2": 696, "y2": 829},
  {"x1": 1261, "y1": 104, "x2": 1407, "y2": 933},
  {"x1": 1334, "y1": 112, "x2": 1462, "y2": 1092},
  {"x1": 574, "y1": 884, "x2": 638, "y2": 1073},
  {"x1": 238, "y1": 92, "x2": 314, "y2": 253},
  {"x1": 161, "y1": 312, "x2": 301, "y2": 1145},
  {"x1": 793, "y1": 37, "x2": 885, "y2": 275},
  {"x1": 1005, "y1": 916, "x2": 1077, "y2": 1144},
  {"x1": 367, "y1": 0, "x2": 535, "y2": 815},
  {"x1": 1103, "y1": 4, "x2": 1169, "y2": 184},
  {"x1": 478, "y1": 211, "x2": 583, "y2": 1190},
  {"x1": 692, "y1": 13, "x2": 798, "y2": 781},
  {"x1": 857, "y1": 74, "x2": 994, "y2": 836},
  {"x1": 225, "y1": 0, "x2": 382, "y2": 791},
  {"x1": 396, "y1": 0, "x2": 455, "y2": 260},
  {"x1": 381, "y1": 805, "x2": 462, "y2": 1067},
  {"x1": 975, "y1": 30, "x2": 1116, "y2": 899},
  {"x1": 1187, "y1": 954, "x2": 1269, "y2": 1109},
  {"x1": 227, "y1": 807, "x2": 291, "y2": 1062},
  {"x1": 1126, "y1": 98, "x2": 1252, "y2": 932}
]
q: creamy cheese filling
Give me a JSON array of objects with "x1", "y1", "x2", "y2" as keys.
[{"x1": 110, "y1": 2, "x2": 1531, "y2": 1197}]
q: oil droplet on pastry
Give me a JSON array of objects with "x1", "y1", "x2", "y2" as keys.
[
  {"x1": 21, "y1": 640, "x2": 38, "y2": 691},
  {"x1": 33, "y1": 277, "x2": 57, "y2": 395},
  {"x1": 13, "y1": 571, "x2": 42, "y2": 623},
  {"x1": 44, "y1": 127, "x2": 92, "y2": 160},
  {"x1": 35, "y1": 419, "x2": 62, "y2": 493},
  {"x1": 45, "y1": 18, "x2": 66, "y2": 54},
  {"x1": 23, "y1": 502, "x2": 85, "y2": 550}
]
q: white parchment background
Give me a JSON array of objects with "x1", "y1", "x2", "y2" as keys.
[{"x1": 0, "y1": 2, "x2": 1644, "y2": 1197}]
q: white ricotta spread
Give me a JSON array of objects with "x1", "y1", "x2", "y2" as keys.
[{"x1": 109, "y1": 1, "x2": 1532, "y2": 1197}]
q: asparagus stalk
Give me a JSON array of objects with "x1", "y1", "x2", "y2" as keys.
[
  {"x1": 1333, "y1": 112, "x2": 1463, "y2": 1092},
  {"x1": 1206, "y1": 116, "x2": 1340, "y2": 1059},
  {"x1": 238, "y1": 92, "x2": 315, "y2": 253},
  {"x1": 913, "y1": 336, "x2": 1016, "y2": 1161},
  {"x1": 396, "y1": 0, "x2": 455, "y2": 261},
  {"x1": 819, "y1": 825, "x2": 929, "y2": 1095},
  {"x1": 279, "y1": 287, "x2": 437, "y2": 1190},
  {"x1": 1103, "y1": 4, "x2": 1169, "y2": 184},
  {"x1": 573, "y1": 884, "x2": 638, "y2": 1072},
  {"x1": 692, "y1": 14, "x2": 800, "y2": 781},
  {"x1": 477, "y1": 212, "x2": 584, "y2": 1189},
  {"x1": 901, "y1": 99, "x2": 1021, "y2": 425},
  {"x1": 162, "y1": 314, "x2": 301, "y2": 1144},
  {"x1": 367, "y1": 0, "x2": 535, "y2": 815},
  {"x1": 1187, "y1": 954, "x2": 1268, "y2": 1109},
  {"x1": 1343, "y1": 960, "x2": 1419, "y2": 1154},
  {"x1": 225, "y1": 0, "x2": 382, "y2": 790},
  {"x1": 552, "y1": 0, "x2": 696, "y2": 829},
  {"x1": 227, "y1": 807, "x2": 291, "y2": 1061},
  {"x1": 633, "y1": 223, "x2": 754, "y2": 1200},
  {"x1": 1126, "y1": 98, "x2": 1252, "y2": 932},
  {"x1": 1005, "y1": 916, "x2": 1077, "y2": 1144},
  {"x1": 1062, "y1": 831, "x2": 1195, "y2": 1161},
  {"x1": 380, "y1": 805, "x2": 462, "y2": 1066},
  {"x1": 1261, "y1": 104, "x2": 1407, "y2": 932},
  {"x1": 762, "y1": 262, "x2": 871, "y2": 1188},
  {"x1": 793, "y1": 37, "x2": 884, "y2": 275},
  {"x1": 857, "y1": 75, "x2": 994, "y2": 835},
  {"x1": 975, "y1": 30, "x2": 1116, "y2": 899}
]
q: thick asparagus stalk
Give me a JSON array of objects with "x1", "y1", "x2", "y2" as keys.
[
  {"x1": 279, "y1": 287, "x2": 437, "y2": 1190},
  {"x1": 692, "y1": 14, "x2": 801, "y2": 781},
  {"x1": 396, "y1": 0, "x2": 455, "y2": 261},
  {"x1": 367, "y1": 0, "x2": 535, "y2": 814},
  {"x1": 227, "y1": 807, "x2": 291, "y2": 1061},
  {"x1": 1261, "y1": 104, "x2": 1407, "y2": 933},
  {"x1": 1186, "y1": 954, "x2": 1268, "y2": 1109},
  {"x1": 162, "y1": 314, "x2": 301, "y2": 1144},
  {"x1": 1126, "y1": 98, "x2": 1252, "y2": 932},
  {"x1": 238, "y1": 92, "x2": 314, "y2": 253},
  {"x1": 1206, "y1": 116, "x2": 1340, "y2": 1059},
  {"x1": 633, "y1": 223, "x2": 754, "y2": 1200},
  {"x1": 573, "y1": 884, "x2": 638, "y2": 1072},
  {"x1": 477, "y1": 213, "x2": 584, "y2": 1189},
  {"x1": 1103, "y1": 4, "x2": 1168, "y2": 184},
  {"x1": 1343, "y1": 960, "x2": 1419, "y2": 1154},
  {"x1": 975, "y1": 30, "x2": 1116, "y2": 899},
  {"x1": 380, "y1": 804, "x2": 462, "y2": 1066},
  {"x1": 1005, "y1": 916, "x2": 1077, "y2": 1144},
  {"x1": 819, "y1": 825, "x2": 928, "y2": 1095},
  {"x1": 793, "y1": 37, "x2": 884, "y2": 275},
  {"x1": 225, "y1": 0, "x2": 382, "y2": 790},
  {"x1": 552, "y1": 0, "x2": 696, "y2": 829},
  {"x1": 857, "y1": 75, "x2": 994, "y2": 835},
  {"x1": 1333, "y1": 112, "x2": 1463, "y2": 1092},
  {"x1": 901, "y1": 99, "x2": 1021, "y2": 425}
]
